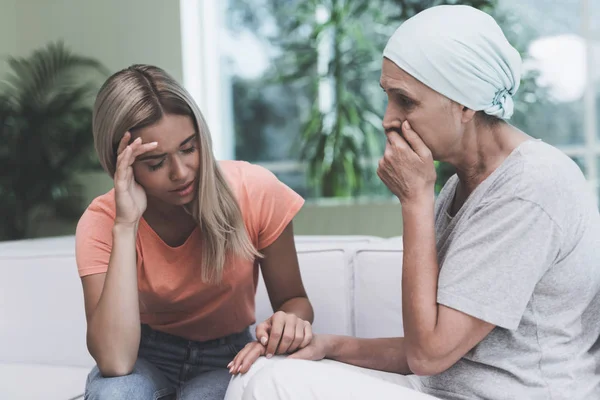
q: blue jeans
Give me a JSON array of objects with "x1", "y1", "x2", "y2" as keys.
[{"x1": 85, "y1": 324, "x2": 253, "y2": 400}]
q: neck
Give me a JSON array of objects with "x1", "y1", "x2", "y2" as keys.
[
  {"x1": 144, "y1": 197, "x2": 195, "y2": 227},
  {"x1": 448, "y1": 121, "x2": 529, "y2": 195}
]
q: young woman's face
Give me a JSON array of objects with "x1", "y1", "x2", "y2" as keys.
[
  {"x1": 130, "y1": 113, "x2": 200, "y2": 207},
  {"x1": 380, "y1": 57, "x2": 465, "y2": 162}
]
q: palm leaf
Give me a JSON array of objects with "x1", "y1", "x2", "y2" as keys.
[
  {"x1": 2, "y1": 41, "x2": 108, "y2": 109},
  {"x1": 0, "y1": 41, "x2": 108, "y2": 240}
]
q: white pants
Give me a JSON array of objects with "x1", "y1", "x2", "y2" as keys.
[{"x1": 225, "y1": 356, "x2": 440, "y2": 400}]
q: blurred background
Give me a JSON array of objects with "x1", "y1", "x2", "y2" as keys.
[{"x1": 0, "y1": 0, "x2": 598, "y2": 241}]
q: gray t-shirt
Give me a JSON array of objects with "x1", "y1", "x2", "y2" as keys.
[{"x1": 420, "y1": 140, "x2": 600, "y2": 400}]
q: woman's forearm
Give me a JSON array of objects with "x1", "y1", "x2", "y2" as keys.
[
  {"x1": 87, "y1": 223, "x2": 141, "y2": 376},
  {"x1": 326, "y1": 335, "x2": 412, "y2": 375},
  {"x1": 401, "y1": 198, "x2": 440, "y2": 360},
  {"x1": 278, "y1": 296, "x2": 314, "y2": 323}
]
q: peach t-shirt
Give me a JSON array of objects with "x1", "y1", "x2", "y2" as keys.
[{"x1": 75, "y1": 160, "x2": 304, "y2": 342}]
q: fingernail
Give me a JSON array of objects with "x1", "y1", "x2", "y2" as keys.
[
  {"x1": 404, "y1": 120, "x2": 411, "y2": 130},
  {"x1": 266, "y1": 354, "x2": 273, "y2": 359},
  {"x1": 227, "y1": 362, "x2": 233, "y2": 368},
  {"x1": 237, "y1": 365, "x2": 242, "y2": 373},
  {"x1": 150, "y1": 141, "x2": 158, "y2": 145},
  {"x1": 260, "y1": 337, "x2": 267, "y2": 345}
]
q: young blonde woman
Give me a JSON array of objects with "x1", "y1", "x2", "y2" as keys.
[{"x1": 75, "y1": 64, "x2": 314, "y2": 400}]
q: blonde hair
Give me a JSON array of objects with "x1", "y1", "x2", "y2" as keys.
[{"x1": 92, "y1": 64, "x2": 260, "y2": 283}]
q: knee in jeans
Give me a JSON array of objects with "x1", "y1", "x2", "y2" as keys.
[{"x1": 85, "y1": 369, "x2": 170, "y2": 400}]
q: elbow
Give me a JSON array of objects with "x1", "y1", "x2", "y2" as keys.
[
  {"x1": 88, "y1": 341, "x2": 137, "y2": 377},
  {"x1": 405, "y1": 347, "x2": 451, "y2": 377},
  {"x1": 86, "y1": 330, "x2": 139, "y2": 377},
  {"x1": 407, "y1": 355, "x2": 444, "y2": 376},
  {"x1": 96, "y1": 358, "x2": 136, "y2": 377}
]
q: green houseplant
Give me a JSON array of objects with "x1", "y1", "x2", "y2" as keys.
[
  {"x1": 230, "y1": 0, "x2": 544, "y2": 198},
  {"x1": 262, "y1": 0, "x2": 496, "y2": 197},
  {"x1": 0, "y1": 41, "x2": 108, "y2": 240}
]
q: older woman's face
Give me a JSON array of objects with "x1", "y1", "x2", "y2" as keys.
[{"x1": 380, "y1": 58, "x2": 464, "y2": 161}]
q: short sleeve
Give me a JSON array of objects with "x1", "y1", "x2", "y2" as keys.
[
  {"x1": 437, "y1": 197, "x2": 562, "y2": 330},
  {"x1": 243, "y1": 164, "x2": 305, "y2": 250},
  {"x1": 75, "y1": 203, "x2": 115, "y2": 277}
]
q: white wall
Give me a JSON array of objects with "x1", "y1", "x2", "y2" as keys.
[{"x1": 1, "y1": 0, "x2": 182, "y2": 82}]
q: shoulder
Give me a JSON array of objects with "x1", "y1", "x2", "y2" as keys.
[
  {"x1": 519, "y1": 141, "x2": 585, "y2": 183},
  {"x1": 82, "y1": 189, "x2": 117, "y2": 218},
  {"x1": 515, "y1": 141, "x2": 590, "y2": 205},
  {"x1": 219, "y1": 160, "x2": 277, "y2": 182},
  {"x1": 218, "y1": 160, "x2": 286, "y2": 195},
  {"x1": 76, "y1": 189, "x2": 117, "y2": 237},
  {"x1": 75, "y1": 189, "x2": 118, "y2": 275},
  {"x1": 480, "y1": 141, "x2": 586, "y2": 200},
  {"x1": 483, "y1": 140, "x2": 593, "y2": 231}
]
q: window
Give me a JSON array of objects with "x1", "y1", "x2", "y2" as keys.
[
  {"x1": 500, "y1": 0, "x2": 599, "y2": 205},
  {"x1": 183, "y1": 0, "x2": 600, "y2": 206}
]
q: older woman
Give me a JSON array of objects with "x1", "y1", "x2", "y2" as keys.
[{"x1": 224, "y1": 5, "x2": 600, "y2": 400}]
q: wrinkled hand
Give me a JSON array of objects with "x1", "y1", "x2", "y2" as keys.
[
  {"x1": 228, "y1": 322, "x2": 322, "y2": 376},
  {"x1": 286, "y1": 334, "x2": 332, "y2": 361},
  {"x1": 377, "y1": 120, "x2": 436, "y2": 204},
  {"x1": 256, "y1": 311, "x2": 313, "y2": 359},
  {"x1": 114, "y1": 132, "x2": 158, "y2": 226},
  {"x1": 228, "y1": 311, "x2": 314, "y2": 375}
]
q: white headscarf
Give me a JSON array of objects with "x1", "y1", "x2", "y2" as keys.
[{"x1": 383, "y1": 5, "x2": 522, "y2": 120}]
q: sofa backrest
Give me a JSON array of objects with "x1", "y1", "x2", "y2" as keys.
[
  {"x1": 353, "y1": 239, "x2": 405, "y2": 338},
  {"x1": 254, "y1": 242, "x2": 358, "y2": 337},
  {"x1": 0, "y1": 235, "x2": 405, "y2": 367},
  {"x1": 0, "y1": 236, "x2": 94, "y2": 367}
]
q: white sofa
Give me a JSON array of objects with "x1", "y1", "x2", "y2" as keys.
[{"x1": 0, "y1": 235, "x2": 405, "y2": 400}]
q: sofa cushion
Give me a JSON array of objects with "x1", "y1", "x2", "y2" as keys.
[
  {"x1": 0, "y1": 235, "x2": 76, "y2": 258},
  {"x1": 0, "y1": 236, "x2": 360, "y2": 368},
  {"x1": 0, "y1": 236, "x2": 94, "y2": 368},
  {"x1": 294, "y1": 235, "x2": 382, "y2": 244},
  {"x1": 353, "y1": 239, "x2": 405, "y2": 338},
  {"x1": 0, "y1": 363, "x2": 89, "y2": 400},
  {"x1": 254, "y1": 242, "x2": 356, "y2": 337}
]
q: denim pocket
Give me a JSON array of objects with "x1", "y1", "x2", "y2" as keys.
[
  {"x1": 227, "y1": 329, "x2": 254, "y2": 356},
  {"x1": 227, "y1": 342, "x2": 247, "y2": 356},
  {"x1": 139, "y1": 326, "x2": 154, "y2": 349}
]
